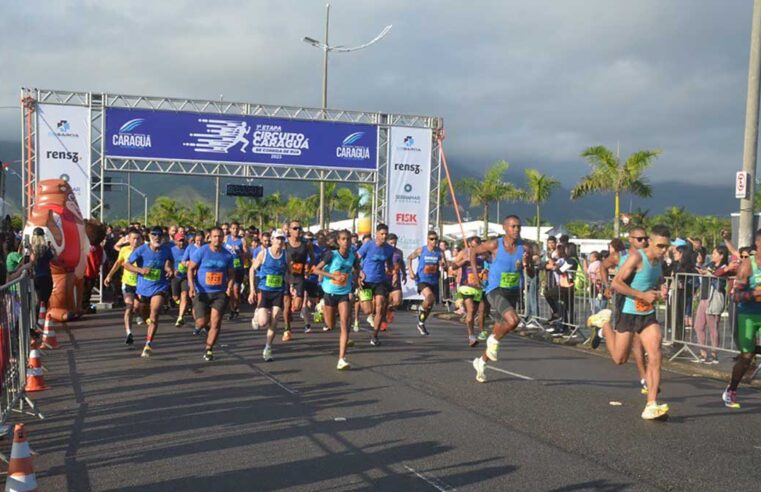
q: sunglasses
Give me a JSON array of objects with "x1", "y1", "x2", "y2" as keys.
[
  {"x1": 428, "y1": 237, "x2": 438, "y2": 241},
  {"x1": 274, "y1": 236, "x2": 285, "y2": 241},
  {"x1": 655, "y1": 243, "x2": 670, "y2": 250},
  {"x1": 149, "y1": 232, "x2": 161, "y2": 236},
  {"x1": 291, "y1": 226, "x2": 302, "y2": 231},
  {"x1": 631, "y1": 236, "x2": 648, "y2": 242}
]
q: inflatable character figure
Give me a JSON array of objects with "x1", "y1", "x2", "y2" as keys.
[{"x1": 23, "y1": 180, "x2": 89, "y2": 321}]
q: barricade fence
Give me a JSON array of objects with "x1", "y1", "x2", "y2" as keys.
[
  {"x1": 0, "y1": 271, "x2": 43, "y2": 435},
  {"x1": 518, "y1": 269, "x2": 753, "y2": 363}
]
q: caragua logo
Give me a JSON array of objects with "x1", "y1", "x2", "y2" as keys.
[
  {"x1": 112, "y1": 118, "x2": 152, "y2": 149},
  {"x1": 336, "y1": 131, "x2": 370, "y2": 160}
]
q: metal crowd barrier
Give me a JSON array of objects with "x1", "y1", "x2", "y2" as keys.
[{"x1": 0, "y1": 271, "x2": 44, "y2": 436}]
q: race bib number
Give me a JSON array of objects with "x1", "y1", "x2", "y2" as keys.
[
  {"x1": 500, "y1": 272, "x2": 520, "y2": 289},
  {"x1": 467, "y1": 273, "x2": 478, "y2": 285},
  {"x1": 144, "y1": 268, "x2": 161, "y2": 282},
  {"x1": 423, "y1": 263, "x2": 438, "y2": 275},
  {"x1": 635, "y1": 299, "x2": 653, "y2": 312},
  {"x1": 233, "y1": 258, "x2": 242, "y2": 268},
  {"x1": 265, "y1": 274, "x2": 283, "y2": 288},
  {"x1": 332, "y1": 272, "x2": 348, "y2": 287},
  {"x1": 291, "y1": 262, "x2": 305, "y2": 275},
  {"x1": 178, "y1": 263, "x2": 188, "y2": 274},
  {"x1": 205, "y1": 271, "x2": 223, "y2": 286}
]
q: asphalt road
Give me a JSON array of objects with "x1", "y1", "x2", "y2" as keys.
[{"x1": 14, "y1": 307, "x2": 761, "y2": 491}]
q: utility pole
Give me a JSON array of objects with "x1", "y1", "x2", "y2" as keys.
[
  {"x1": 318, "y1": 3, "x2": 330, "y2": 231},
  {"x1": 739, "y1": 0, "x2": 761, "y2": 247},
  {"x1": 215, "y1": 176, "x2": 220, "y2": 225}
]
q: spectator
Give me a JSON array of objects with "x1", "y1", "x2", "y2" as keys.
[
  {"x1": 29, "y1": 227, "x2": 56, "y2": 319},
  {"x1": 693, "y1": 246, "x2": 730, "y2": 363},
  {"x1": 669, "y1": 242, "x2": 697, "y2": 342}
]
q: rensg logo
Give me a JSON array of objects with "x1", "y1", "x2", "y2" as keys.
[
  {"x1": 394, "y1": 163, "x2": 420, "y2": 174},
  {"x1": 47, "y1": 151, "x2": 80, "y2": 163}
]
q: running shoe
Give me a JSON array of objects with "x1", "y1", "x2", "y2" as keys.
[
  {"x1": 251, "y1": 317, "x2": 259, "y2": 331},
  {"x1": 366, "y1": 314, "x2": 374, "y2": 327},
  {"x1": 262, "y1": 346, "x2": 273, "y2": 362},
  {"x1": 347, "y1": 339, "x2": 355, "y2": 347},
  {"x1": 322, "y1": 326, "x2": 332, "y2": 332},
  {"x1": 228, "y1": 311, "x2": 235, "y2": 321},
  {"x1": 641, "y1": 402, "x2": 669, "y2": 420},
  {"x1": 136, "y1": 316, "x2": 144, "y2": 326},
  {"x1": 640, "y1": 379, "x2": 649, "y2": 395},
  {"x1": 370, "y1": 336, "x2": 381, "y2": 347},
  {"x1": 203, "y1": 350, "x2": 214, "y2": 362},
  {"x1": 722, "y1": 386, "x2": 741, "y2": 409},
  {"x1": 380, "y1": 321, "x2": 389, "y2": 332},
  {"x1": 416, "y1": 322, "x2": 429, "y2": 336},
  {"x1": 387, "y1": 310, "x2": 395, "y2": 324},
  {"x1": 141, "y1": 345, "x2": 152, "y2": 358},
  {"x1": 486, "y1": 335, "x2": 500, "y2": 362},
  {"x1": 473, "y1": 357, "x2": 487, "y2": 383},
  {"x1": 125, "y1": 333, "x2": 134, "y2": 346},
  {"x1": 468, "y1": 336, "x2": 478, "y2": 347},
  {"x1": 304, "y1": 324, "x2": 312, "y2": 334},
  {"x1": 587, "y1": 309, "x2": 611, "y2": 329},
  {"x1": 282, "y1": 330, "x2": 292, "y2": 342},
  {"x1": 192, "y1": 327, "x2": 201, "y2": 336},
  {"x1": 175, "y1": 316, "x2": 185, "y2": 328},
  {"x1": 337, "y1": 358, "x2": 351, "y2": 370},
  {"x1": 200, "y1": 327, "x2": 208, "y2": 336},
  {"x1": 477, "y1": 330, "x2": 489, "y2": 342},
  {"x1": 591, "y1": 328, "x2": 602, "y2": 349},
  {"x1": 353, "y1": 320, "x2": 360, "y2": 332}
]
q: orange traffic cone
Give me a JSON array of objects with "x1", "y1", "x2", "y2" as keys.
[
  {"x1": 35, "y1": 303, "x2": 46, "y2": 332},
  {"x1": 25, "y1": 348, "x2": 48, "y2": 392},
  {"x1": 41, "y1": 315, "x2": 59, "y2": 350},
  {"x1": 4, "y1": 424, "x2": 38, "y2": 492}
]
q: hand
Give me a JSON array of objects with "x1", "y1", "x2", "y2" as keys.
[
  {"x1": 409, "y1": 272, "x2": 416, "y2": 281},
  {"x1": 104, "y1": 277, "x2": 111, "y2": 287},
  {"x1": 141, "y1": 267, "x2": 151, "y2": 276},
  {"x1": 165, "y1": 270, "x2": 174, "y2": 279},
  {"x1": 226, "y1": 288, "x2": 233, "y2": 298},
  {"x1": 720, "y1": 229, "x2": 730, "y2": 240},
  {"x1": 639, "y1": 290, "x2": 658, "y2": 305},
  {"x1": 188, "y1": 286, "x2": 196, "y2": 298},
  {"x1": 248, "y1": 292, "x2": 256, "y2": 305}
]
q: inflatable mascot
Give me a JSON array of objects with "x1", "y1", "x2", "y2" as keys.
[{"x1": 23, "y1": 179, "x2": 90, "y2": 321}]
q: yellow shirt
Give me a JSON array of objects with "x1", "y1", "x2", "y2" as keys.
[{"x1": 118, "y1": 245, "x2": 138, "y2": 286}]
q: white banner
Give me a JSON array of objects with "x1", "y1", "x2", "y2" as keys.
[
  {"x1": 387, "y1": 127, "x2": 433, "y2": 299},
  {"x1": 37, "y1": 104, "x2": 91, "y2": 217}
]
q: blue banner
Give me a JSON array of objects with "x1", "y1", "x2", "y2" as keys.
[{"x1": 105, "y1": 107, "x2": 377, "y2": 170}]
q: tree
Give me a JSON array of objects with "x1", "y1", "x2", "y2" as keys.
[
  {"x1": 336, "y1": 184, "x2": 372, "y2": 232},
  {"x1": 189, "y1": 201, "x2": 215, "y2": 230},
  {"x1": 523, "y1": 168, "x2": 559, "y2": 245},
  {"x1": 283, "y1": 196, "x2": 313, "y2": 227},
  {"x1": 566, "y1": 220, "x2": 598, "y2": 239},
  {"x1": 457, "y1": 160, "x2": 522, "y2": 238},
  {"x1": 571, "y1": 145, "x2": 660, "y2": 237},
  {"x1": 653, "y1": 206, "x2": 693, "y2": 239},
  {"x1": 148, "y1": 197, "x2": 190, "y2": 226},
  {"x1": 315, "y1": 182, "x2": 342, "y2": 228}
]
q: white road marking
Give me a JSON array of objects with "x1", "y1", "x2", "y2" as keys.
[
  {"x1": 485, "y1": 364, "x2": 534, "y2": 381},
  {"x1": 257, "y1": 368, "x2": 299, "y2": 395},
  {"x1": 403, "y1": 465, "x2": 455, "y2": 491}
]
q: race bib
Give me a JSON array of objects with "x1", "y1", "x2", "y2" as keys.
[
  {"x1": 205, "y1": 271, "x2": 223, "y2": 286},
  {"x1": 291, "y1": 262, "x2": 305, "y2": 275},
  {"x1": 635, "y1": 299, "x2": 653, "y2": 312},
  {"x1": 423, "y1": 263, "x2": 438, "y2": 275},
  {"x1": 467, "y1": 273, "x2": 478, "y2": 285},
  {"x1": 332, "y1": 272, "x2": 348, "y2": 287},
  {"x1": 233, "y1": 258, "x2": 242, "y2": 268},
  {"x1": 144, "y1": 268, "x2": 161, "y2": 282},
  {"x1": 265, "y1": 274, "x2": 283, "y2": 288},
  {"x1": 178, "y1": 263, "x2": 188, "y2": 274},
  {"x1": 500, "y1": 272, "x2": 520, "y2": 289}
]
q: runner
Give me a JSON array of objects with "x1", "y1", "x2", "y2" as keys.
[
  {"x1": 187, "y1": 227, "x2": 235, "y2": 361},
  {"x1": 304, "y1": 230, "x2": 326, "y2": 333},
  {"x1": 249, "y1": 229, "x2": 288, "y2": 361},
  {"x1": 408, "y1": 231, "x2": 447, "y2": 335},
  {"x1": 469, "y1": 216, "x2": 531, "y2": 383},
  {"x1": 452, "y1": 236, "x2": 486, "y2": 347},
  {"x1": 312, "y1": 229, "x2": 360, "y2": 369},
  {"x1": 723, "y1": 228, "x2": 761, "y2": 409},
  {"x1": 224, "y1": 222, "x2": 247, "y2": 320},
  {"x1": 357, "y1": 223, "x2": 396, "y2": 346},
  {"x1": 170, "y1": 232, "x2": 190, "y2": 328},
  {"x1": 605, "y1": 224, "x2": 671, "y2": 420},
  {"x1": 182, "y1": 230, "x2": 205, "y2": 331},
  {"x1": 385, "y1": 233, "x2": 407, "y2": 331},
  {"x1": 104, "y1": 228, "x2": 142, "y2": 346},
  {"x1": 283, "y1": 220, "x2": 315, "y2": 341},
  {"x1": 124, "y1": 226, "x2": 174, "y2": 358},
  {"x1": 249, "y1": 231, "x2": 270, "y2": 330}
]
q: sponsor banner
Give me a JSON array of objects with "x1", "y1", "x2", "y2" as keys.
[
  {"x1": 105, "y1": 107, "x2": 377, "y2": 170},
  {"x1": 36, "y1": 104, "x2": 91, "y2": 217},
  {"x1": 387, "y1": 127, "x2": 433, "y2": 299}
]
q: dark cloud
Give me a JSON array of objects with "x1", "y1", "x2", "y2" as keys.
[{"x1": 0, "y1": 0, "x2": 755, "y2": 186}]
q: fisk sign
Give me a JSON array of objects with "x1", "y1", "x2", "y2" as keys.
[{"x1": 395, "y1": 213, "x2": 417, "y2": 225}]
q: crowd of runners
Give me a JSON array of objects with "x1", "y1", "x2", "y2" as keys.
[{"x1": 96, "y1": 215, "x2": 760, "y2": 420}]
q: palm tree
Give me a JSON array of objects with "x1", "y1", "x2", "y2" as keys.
[
  {"x1": 523, "y1": 168, "x2": 559, "y2": 244},
  {"x1": 654, "y1": 206, "x2": 693, "y2": 239},
  {"x1": 148, "y1": 196, "x2": 190, "y2": 226},
  {"x1": 315, "y1": 182, "x2": 342, "y2": 228},
  {"x1": 336, "y1": 184, "x2": 373, "y2": 232},
  {"x1": 283, "y1": 196, "x2": 314, "y2": 227},
  {"x1": 457, "y1": 160, "x2": 522, "y2": 238},
  {"x1": 571, "y1": 145, "x2": 660, "y2": 237},
  {"x1": 190, "y1": 201, "x2": 214, "y2": 229}
]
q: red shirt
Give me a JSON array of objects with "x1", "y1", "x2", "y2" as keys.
[{"x1": 85, "y1": 245, "x2": 104, "y2": 279}]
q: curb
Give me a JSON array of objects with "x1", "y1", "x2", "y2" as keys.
[{"x1": 434, "y1": 312, "x2": 761, "y2": 388}]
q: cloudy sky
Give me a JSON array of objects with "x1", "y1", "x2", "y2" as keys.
[{"x1": 0, "y1": 0, "x2": 756, "y2": 187}]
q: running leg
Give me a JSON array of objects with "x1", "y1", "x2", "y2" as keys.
[{"x1": 638, "y1": 323, "x2": 663, "y2": 405}]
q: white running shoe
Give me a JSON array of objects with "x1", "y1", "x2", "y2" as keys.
[
  {"x1": 262, "y1": 346, "x2": 273, "y2": 362},
  {"x1": 251, "y1": 317, "x2": 260, "y2": 331},
  {"x1": 141, "y1": 345, "x2": 152, "y2": 358},
  {"x1": 486, "y1": 335, "x2": 500, "y2": 362},
  {"x1": 353, "y1": 320, "x2": 360, "y2": 332},
  {"x1": 366, "y1": 314, "x2": 374, "y2": 326},
  {"x1": 641, "y1": 402, "x2": 669, "y2": 420},
  {"x1": 473, "y1": 357, "x2": 487, "y2": 383},
  {"x1": 136, "y1": 316, "x2": 144, "y2": 326},
  {"x1": 337, "y1": 358, "x2": 350, "y2": 370}
]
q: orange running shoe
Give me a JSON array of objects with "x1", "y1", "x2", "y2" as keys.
[
  {"x1": 282, "y1": 330, "x2": 293, "y2": 342},
  {"x1": 380, "y1": 321, "x2": 389, "y2": 332},
  {"x1": 387, "y1": 311, "x2": 395, "y2": 324}
]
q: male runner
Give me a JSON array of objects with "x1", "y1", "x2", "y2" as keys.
[
  {"x1": 452, "y1": 236, "x2": 486, "y2": 347},
  {"x1": 304, "y1": 231, "x2": 326, "y2": 333},
  {"x1": 385, "y1": 233, "x2": 407, "y2": 331},
  {"x1": 124, "y1": 226, "x2": 174, "y2": 358},
  {"x1": 408, "y1": 231, "x2": 447, "y2": 335},
  {"x1": 357, "y1": 223, "x2": 396, "y2": 346},
  {"x1": 250, "y1": 229, "x2": 288, "y2": 361},
  {"x1": 469, "y1": 216, "x2": 531, "y2": 383},
  {"x1": 249, "y1": 231, "x2": 270, "y2": 330},
  {"x1": 723, "y1": 228, "x2": 761, "y2": 408},
  {"x1": 187, "y1": 227, "x2": 235, "y2": 361},
  {"x1": 283, "y1": 220, "x2": 314, "y2": 340},
  {"x1": 104, "y1": 228, "x2": 142, "y2": 345},
  {"x1": 171, "y1": 232, "x2": 190, "y2": 327},
  {"x1": 313, "y1": 230, "x2": 359, "y2": 369},
  {"x1": 224, "y1": 222, "x2": 246, "y2": 320},
  {"x1": 606, "y1": 225, "x2": 671, "y2": 420}
]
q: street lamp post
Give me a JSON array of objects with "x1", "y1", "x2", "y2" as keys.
[
  {"x1": 110, "y1": 181, "x2": 148, "y2": 226},
  {"x1": 303, "y1": 4, "x2": 391, "y2": 230}
]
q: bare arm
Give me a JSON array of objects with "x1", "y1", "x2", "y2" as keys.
[
  {"x1": 408, "y1": 247, "x2": 422, "y2": 279},
  {"x1": 611, "y1": 252, "x2": 657, "y2": 304},
  {"x1": 104, "y1": 256, "x2": 124, "y2": 286},
  {"x1": 187, "y1": 260, "x2": 198, "y2": 297},
  {"x1": 469, "y1": 240, "x2": 497, "y2": 288}
]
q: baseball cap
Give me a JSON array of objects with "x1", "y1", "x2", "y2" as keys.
[
  {"x1": 32, "y1": 227, "x2": 45, "y2": 236},
  {"x1": 272, "y1": 229, "x2": 286, "y2": 239},
  {"x1": 671, "y1": 238, "x2": 688, "y2": 248},
  {"x1": 150, "y1": 226, "x2": 163, "y2": 236},
  {"x1": 174, "y1": 232, "x2": 186, "y2": 241}
]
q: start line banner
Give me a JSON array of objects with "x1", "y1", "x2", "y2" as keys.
[
  {"x1": 386, "y1": 126, "x2": 433, "y2": 299},
  {"x1": 105, "y1": 107, "x2": 378, "y2": 170}
]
